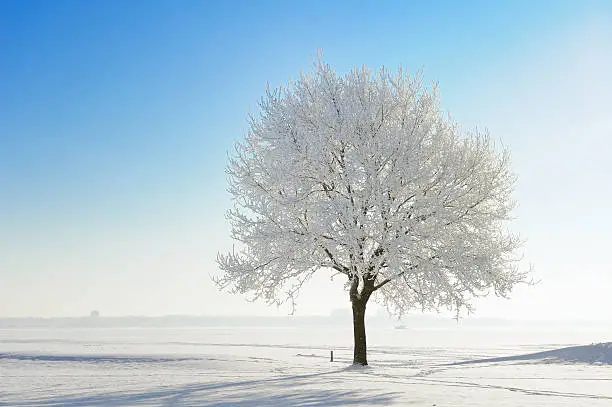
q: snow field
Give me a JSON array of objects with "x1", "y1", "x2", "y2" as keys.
[{"x1": 1, "y1": 326, "x2": 612, "y2": 406}]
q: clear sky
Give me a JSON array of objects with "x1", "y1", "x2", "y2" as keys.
[{"x1": 1, "y1": 0, "x2": 611, "y2": 320}]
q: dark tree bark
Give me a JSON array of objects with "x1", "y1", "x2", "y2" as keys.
[
  {"x1": 350, "y1": 274, "x2": 374, "y2": 365},
  {"x1": 351, "y1": 296, "x2": 368, "y2": 365}
]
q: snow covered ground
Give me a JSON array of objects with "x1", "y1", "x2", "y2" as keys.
[{"x1": 2, "y1": 324, "x2": 612, "y2": 406}]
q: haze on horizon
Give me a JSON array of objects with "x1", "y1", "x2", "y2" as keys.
[{"x1": 1, "y1": 1, "x2": 611, "y2": 321}]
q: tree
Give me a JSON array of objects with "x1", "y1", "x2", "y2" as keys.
[{"x1": 216, "y1": 58, "x2": 528, "y2": 365}]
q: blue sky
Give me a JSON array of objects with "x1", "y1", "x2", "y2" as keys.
[{"x1": 1, "y1": 1, "x2": 611, "y2": 318}]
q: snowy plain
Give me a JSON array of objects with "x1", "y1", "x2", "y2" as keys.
[{"x1": 2, "y1": 322, "x2": 612, "y2": 406}]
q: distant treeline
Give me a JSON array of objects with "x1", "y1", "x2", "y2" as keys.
[{"x1": 1, "y1": 314, "x2": 609, "y2": 329}]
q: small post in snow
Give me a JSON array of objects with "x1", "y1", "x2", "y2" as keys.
[{"x1": 330, "y1": 350, "x2": 334, "y2": 362}]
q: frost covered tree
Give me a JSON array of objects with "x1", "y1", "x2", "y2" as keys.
[{"x1": 216, "y1": 58, "x2": 528, "y2": 365}]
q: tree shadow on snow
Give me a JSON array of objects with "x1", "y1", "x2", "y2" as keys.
[
  {"x1": 4, "y1": 370, "x2": 399, "y2": 407},
  {"x1": 448, "y1": 342, "x2": 612, "y2": 366}
]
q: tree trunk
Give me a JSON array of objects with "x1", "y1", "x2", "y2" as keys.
[
  {"x1": 352, "y1": 296, "x2": 368, "y2": 365},
  {"x1": 350, "y1": 274, "x2": 374, "y2": 365}
]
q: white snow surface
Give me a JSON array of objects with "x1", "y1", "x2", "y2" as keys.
[{"x1": 2, "y1": 325, "x2": 612, "y2": 406}]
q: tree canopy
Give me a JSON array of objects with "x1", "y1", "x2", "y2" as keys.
[{"x1": 216, "y1": 58, "x2": 527, "y2": 320}]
